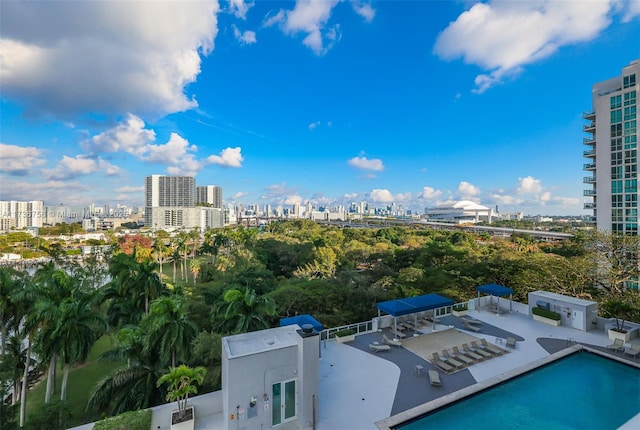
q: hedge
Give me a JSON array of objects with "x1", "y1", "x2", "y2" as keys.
[
  {"x1": 92, "y1": 409, "x2": 152, "y2": 430},
  {"x1": 532, "y1": 306, "x2": 562, "y2": 321}
]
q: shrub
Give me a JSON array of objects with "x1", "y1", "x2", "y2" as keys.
[
  {"x1": 92, "y1": 409, "x2": 152, "y2": 430},
  {"x1": 334, "y1": 328, "x2": 356, "y2": 338},
  {"x1": 532, "y1": 306, "x2": 561, "y2": 321}
]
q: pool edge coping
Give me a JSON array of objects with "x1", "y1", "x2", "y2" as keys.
[{"x1": 375, "y1": 343, "x2": 640, "y2": 430}]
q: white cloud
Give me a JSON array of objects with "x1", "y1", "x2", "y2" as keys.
[
  {"x1": 0, "y1": 1, "x2": 219, "y2": 118},
  {"x1": 434, "y1": 0, "x2": 615, "y2": 93},
  {"x1": 233, "y1": 26, "x2": 257, "y2": 45},
  {"x1": 517, "y1": 176, "x2": 543, "y2": 194},
  {"x1": 228, "y1": 0, "x2": 253, "y2": 19},
  {"x1": 622, "y1": 1, "x2": 640, "y2": 22},
  {"x1": 145, "y1": 133, "x2": 198, "y2": 165},
  {"x1": 232, "y1": 191, "x2": 248, "y2": 200},
  {"x1": 457, "y1": 181, "x2": 481, "y2": 198},
  {"x1": 46, "y1": 155, "x2": 120, "y2": 180},
  {"x1": 83, "y1": 114, "x2": 155, "y2": 156},
  {"x1": 284, "y1": 195, "x2": 303, "y2": 205},
  {"x1": 0, "y1": 180, "x2": 90, "y2": 204},
  {"x1": 205, "y1": 147, "x2": 244, "y2": 167},
  {"x1": 488, "y1": 193, "x2": 523, "y2": 206},
  {"x1": 347, "y1": 156, "x2": 384, "y2": 171},
  {"x1": 0, "y1": 143, "x2": 46, "y2": 175},
  {"x1": 114, "y1": 186, "x2": 144, "y2": 193},
  {"x1": 351, "y1": 1, "x2": 376, "y2": 23},
  {"x1": 265, "y1": 0, "x2": 340, "y2": 55},
  {"x1": 309, "y1": 121, "x2": 321, "y2": 129},
  {"x1": 369, "y1": 189, "x2": 412, "y2": 203},
  {"x1": 420, "y1": 186, "x2": 443, "y2": 200}
]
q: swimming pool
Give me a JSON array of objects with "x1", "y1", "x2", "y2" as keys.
[{"x1": 397, "y1": 351, "x2": 640, "y2": 430}]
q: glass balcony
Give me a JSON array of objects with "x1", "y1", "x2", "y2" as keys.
[
  {"x1": 583, "y1": 189, "x2": 596, "y2": 196},
  {"x1": 583, "y1": 176, "x2": 596, "y2": 183},
  {"x1": 582, "y1": 111, "x2": 596, "y2": 120},
  {"x1": 583, "y1": 137, "x2": 596, "y2": 145},
  {"x1": 583, "y1": 216, "x2": 597, "y2": 223},
  {"x1": 583, "y1": 122, "x2": 596, "y2": 132},
  {"x1": 583, "y1": 149, "x2": 596, "y2": 158},
  {"x1": 583, "y1": 163, "x2": 596, "y2": 170},
  {"x1": 583, "y1": 202, "x2": 596, "y2": 209}
]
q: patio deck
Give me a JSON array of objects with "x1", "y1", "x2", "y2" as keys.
[{"x1": 70, "y1": 304, "x2": 640, "y2": 430}]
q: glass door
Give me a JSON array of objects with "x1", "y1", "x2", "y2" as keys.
[{"x1": 272, "y1": 379, "x2": 296, "y2": 426}]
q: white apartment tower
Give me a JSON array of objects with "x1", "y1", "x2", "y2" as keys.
[
  {"x1": 196, "y1": 185, "x2": 223, "y2": 208},
  {"x1": 144, "y1": 175, "x2": 196, "y2": 226},
  {"x1": 0, "y1": 200, "x2": 44, "y2": 230},
  {"x1": 584, "y1": 60, "x2": 639, "y2": 233}
]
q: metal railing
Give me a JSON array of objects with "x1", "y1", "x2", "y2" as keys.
[
  {"x1": 320, "y1": 320, "x2": 374, "y2": 341},
  {"x1": 583, "y1": 189, "x2": 596, "y2": 196}
]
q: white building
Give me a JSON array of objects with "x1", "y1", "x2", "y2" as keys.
[
  {"x1": 222, "y1": 324, "x2": 319, "y2": 430},
  {"x1": 197, "y1": 185, "x2": 223, "y2": 208},
  {"x1": 425, "y1": 200, "x2": 493, "y2": 224},
  {"x1": 145, "y1": 175, "x2": 196, "y2": 227},
  {"x1": 147, "y1": 206, "x2": 224, "y2": 230},
  {"x1": 0, "y1": 200, "x2": 44, "y2": 229},
  {"x1": 584, "y1": 59, "x2": 639, "y2": 232}
]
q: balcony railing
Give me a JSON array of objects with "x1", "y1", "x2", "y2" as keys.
[
  {"x1": 583, "y1": 176, "x2": 596, "y2": 183},
  {"x1": 583, "y1": 189, "x2": 596, "y2": 196},
  {"x1": 583, "y1": 122, "x2": 596, "y2": 132},
  {"x1": 583, "y1": 216, "x2": 597, "y2": 223},
  {"x1": 583, "y1": 163, "x2": 596, "y2": 170},
  {"x1": 583, "y1": 137, "x2": 596, "y2": 145},
  {"x1": 583, "y1": 203, "x2": 597, "y2": 209},
  {"x1": 582, "y1": 111, "x2": 596, "y2": 119},
  {"x1": 583, "y1": 149, "x2": 596, "y2": 157}
]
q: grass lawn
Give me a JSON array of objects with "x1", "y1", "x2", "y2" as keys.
[{"x1": 26, "y1": 335, "x2": 125, "y2": 428}]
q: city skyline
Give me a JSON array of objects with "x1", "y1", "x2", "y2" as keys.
[{"x1": 2, "y1": 1, "x2": 640, "y2": 215}]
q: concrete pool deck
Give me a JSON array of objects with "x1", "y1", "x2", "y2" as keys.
[{"x1": 69, "y1": 303, "x2": 640, "y2": 430}]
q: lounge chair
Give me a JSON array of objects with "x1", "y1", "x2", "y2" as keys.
[
  {"x1": 392, "y1": 329, "x2": 406, "y2": 339},
  {"x1": 462, "y1": 317, "x2": 482, "y2": 326},
  {"x1": 463, "y1": 320, "x2": 481, "y2": 333},
  {"x1": 453, "y1": 345, "x2": 479, "y2": 362},
  {"x1": 383, "y1": 334, "x2": 402, "y2": 347},
  {"x1": 462, "y1": 343, "x2": 485, "y2": 360},
  {"x1": 606, "y1": 338, "x2": 625, "y2": 352},
  {"x1": 441, "y1": 350, "x2": 465, "y2": 369},
  {"x1": 449, "y1": 347, "x2": 474, "y2": 365},
  {"x1": 506, "y1": 337, "x2": 517, "y2": 349},
  {"x1": 623, "y1": 344, "x2": 640, "y2": 358},
  {"x1": 481, "y1": 338, "x2": 505, "y2": 355},
  {"x1": 431, "y1": 353, "x2": 454, "y2": 373},
  {"x1": 428, "y1": 370, "x2": 442, "y2": 386},
  {"x1": 369, "y1": 343, "x2": 391, "y2": 353}
]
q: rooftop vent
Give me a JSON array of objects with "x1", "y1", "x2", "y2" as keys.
[{"x1": 301, "y1": 324, "x2": 314, "y2": 334}]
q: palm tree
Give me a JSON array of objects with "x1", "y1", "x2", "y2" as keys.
[
  {"x1": 143, "y1": 296, "x2": 197, "y2": 367},
  {"x1": 0, "y1": 267, "x2": 23, "y2": 357},
  {"x1": 44, "y1": 293, "x2": 106, "y2": 401},
  {"x1": 213, "y1": 288, "x2": 276, "y2": 334},
  {"x1": 87, "y1": 327, "x2": 167, "y2": 416},
  {"x1": 157, "y1": 365, "x2": 206, "y2": 422},
  {"x1": 189, "y1": 259, "x2": 201, "y2": 285}
]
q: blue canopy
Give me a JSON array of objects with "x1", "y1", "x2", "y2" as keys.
[
  {"x1": 476, "y1": 283, "x2": 513, "y2": 296},
  {"x1": 280, "y1": 314, "x2": 323, "y2": 332},
  {"x1": 377, "y1": 293, "x2": 454, "y2": 317}
]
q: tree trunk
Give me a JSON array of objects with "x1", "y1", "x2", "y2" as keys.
[
  {"x1": 60, "y1": 363, "x2": 70, "y2": 402},
  {"x1": 0, "y1": 321, "x2": 6, "y2": 357},
  {"x1": 13, "y1": 379, "x2": 19, "y2": 405},
  {"x1": 44, "y1": 355, "x2": 56, "y2": 403},
  {"x1": 19, "y1": 338, "x2": 31, "y2": 428}
]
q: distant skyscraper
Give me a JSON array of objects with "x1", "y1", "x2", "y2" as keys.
[
  {"x1": 196, "y1": 185, "x2": 223, "y2": 208},
  {"x1": 145, "y1": 175, "x2": 196, "y2": 226},
  {"x1": 584, "y1": 59, "x2": 639, "y2": 233},
  {"x1": 0, "y1": 200, "x2": 44, "y2": 229}
]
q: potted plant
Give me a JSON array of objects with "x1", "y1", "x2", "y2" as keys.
[
  {"x1": 601, "y1": 299, "x2": 636, "y2": 342},
  {"x1": 334, "y1": 328, "x2": 356, "y2": 343},
  {"x1": 452, "y1": 303, "x2": 468, "y2": 317},
  {"x1": 157, "y1": 365, "x2": 207, "y2": 430},
  {"x1": 531, "y1": 307, "x2": 562, "y2": 326}
]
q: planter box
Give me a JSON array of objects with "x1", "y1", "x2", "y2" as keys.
[
  {"x1": 533, "y1": 314, "x2": 561, "y2": 326},
  {"x1": 171, "y1": 406, "x2": 195, "y2": 430},
  {"x1": 608, "y1": 328, "x2": 631, "y2": 343},
  {"x1": 335, "y1": 334, "x2": 355, "y2": 343},
  {"x1": 452, "y1": 309, "x2": 468, "y2": 317}
]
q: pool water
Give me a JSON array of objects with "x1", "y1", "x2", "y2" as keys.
[{"x1": 399, "y1": 352, "x2": 640, "y2": 430}]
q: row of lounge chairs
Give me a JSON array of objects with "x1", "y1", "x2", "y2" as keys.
[{"x1": 430, "y1": 339, "x2": 507, "y2": 373}]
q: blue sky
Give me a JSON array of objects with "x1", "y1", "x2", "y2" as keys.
[{"x1": 1, "y1": 0, "x2": 640, "y2": 216}]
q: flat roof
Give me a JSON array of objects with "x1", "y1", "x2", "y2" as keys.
[
  {"x1": 530, "y1": 290, "x2": 597, "y2": 307},
  {"x1": 223, "y1": 325, "x2": 299, "y2": 359}
]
